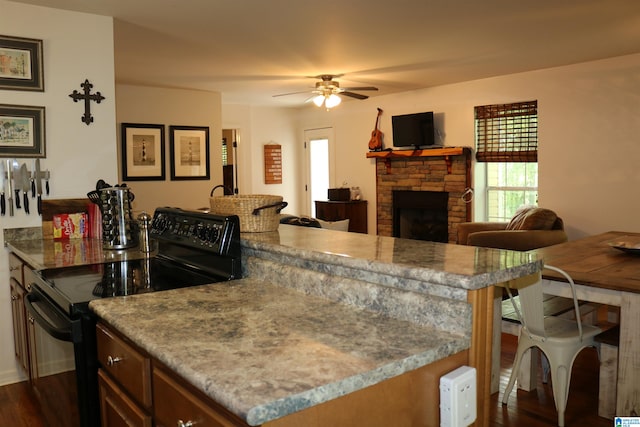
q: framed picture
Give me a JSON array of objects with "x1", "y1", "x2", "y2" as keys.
[
  {"x1": 121, "y1": 123, "x2": 165, "y2": 181},
  {"x1": 0, "y1": 104, "x2": 46, "y2": 157},
  {"x1": 169, "y1": 125, "x2": 210, "y2": 180},
  {"x1": 0, "y1": 35, "x2": 44, "y2": 91}
]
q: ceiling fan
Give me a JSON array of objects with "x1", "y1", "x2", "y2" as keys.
[{"x1": 273, "y1": 74, "x2": 378, "y2": 108}]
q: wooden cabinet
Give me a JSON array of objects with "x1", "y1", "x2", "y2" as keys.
[
  {"x1": 315, "y1": 200, "x2": 368, "y2": 233},
  {"x1": 8, "y1": 253, "x2": 31, "y2": 379},
  {"x1": 96, "y1": 322, "x2": 152, "y2": 426},
  {"x1": 153, "y1": 365, "x2": 244, "y2": 427},
  {"x1": 10, "y1": 277, "x2": 28, "y2": 374},
  {"x1": 98, "y1": 369, "x2": 152, "y2": 427},
  {"x1": 97, "y1": 322, "x2": 244, "y2": 427}
]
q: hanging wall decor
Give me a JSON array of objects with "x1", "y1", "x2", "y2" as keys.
[
  {"x1": 0, "y1": 103, "x2": 46, "y2": 157},
  {"x1": 263, "y1": 143, "x2": 282, "y2": 184},
  {"x1": 169, "y1": 125, "x2": 210, "y2": 180},
  {"x1": 68, "y1": 79, "x2": 105, "y2": 125},
  {"x1": 0, "y1": 35, "x2": 44, "y2": 92},
  {"x1": 121, "y1": 123, "x2": 165, "y2": 181}
]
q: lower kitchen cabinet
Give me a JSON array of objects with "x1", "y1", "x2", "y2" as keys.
[
  {"x1": 10, "y1": 277, "x2": 28, "y2": 375},
  {"x1": 8, "y1": 252, "x2": 34, "y2": 381},
  {"x1": 153, "y1": 365, "x2": 245, "y2": 427},
  {"x1": 98, "y1": 369, "x2": 152, "y2": 427}
]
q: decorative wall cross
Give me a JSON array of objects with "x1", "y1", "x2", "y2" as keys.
[{"x1": 69, "y1": 79, "x2": 105, "y2": 125}]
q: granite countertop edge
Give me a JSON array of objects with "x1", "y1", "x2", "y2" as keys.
[
  {"x1": 242, "y1": 339, "x2": 468, "y2": 425},
  {"x1": 241, "y1": 231, "x2": 543, "y2": 290}
]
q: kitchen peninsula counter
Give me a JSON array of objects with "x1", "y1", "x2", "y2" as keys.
[{"x1": 90, "y1": 225, "x2": 542, "y2": 426}]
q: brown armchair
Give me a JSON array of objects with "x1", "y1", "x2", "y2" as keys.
[{"x1": 457, "y1": 207, "x2": 568, "y2": 251}]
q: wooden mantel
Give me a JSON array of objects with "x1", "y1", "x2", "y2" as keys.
[{"x1": 366, "y1": 147, "x2": 470, "y2": 174}]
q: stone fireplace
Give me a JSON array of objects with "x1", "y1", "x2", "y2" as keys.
[{"x1": 370, "y1": 147, "x2": 472, "y2": 243}]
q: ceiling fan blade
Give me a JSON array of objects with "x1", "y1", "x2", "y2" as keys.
[
  {"x1": 273, "y1": 90, "x2": 312, "y2": 97},
  {"x1": 342, "y1": 86, "x2": 378, "y2": 91},
  {"x1": 342, "y1": 91, "x2": 369, "y2": 100}
]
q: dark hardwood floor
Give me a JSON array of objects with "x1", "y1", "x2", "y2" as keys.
[
  {"x1": 0, "y1": 380, "x2": 45, "y2": 427},
  {"x1": 0, "y1": 333, "x2": 611, "y2": 427}
]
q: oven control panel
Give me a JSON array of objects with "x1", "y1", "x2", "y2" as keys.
[{"x1": 150, "y1": 208, "x2": 240, "y2": 256}]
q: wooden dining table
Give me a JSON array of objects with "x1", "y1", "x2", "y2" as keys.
[{"x1": 534, "y1": 231, "x2": 640, "y2": 417}]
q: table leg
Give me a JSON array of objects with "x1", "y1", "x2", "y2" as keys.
[{"x1": 617, "y1": 292, "x2": 640, "y2": 416}]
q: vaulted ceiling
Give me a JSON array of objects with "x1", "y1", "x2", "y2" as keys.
[{"x1": 10, "y1": 0, "x2": 640, "y2": 107}]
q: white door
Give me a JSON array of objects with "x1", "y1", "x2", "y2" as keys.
[{"x1": 304, "y1": 128, "x2": 335, "y2": 217}]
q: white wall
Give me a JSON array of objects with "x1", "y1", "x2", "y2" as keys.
[
  {"x1": 223, "y1": 105, "x2": 301, "y2": 214},
  {"x1": 291, "y1": 53, "x2": 640, "y2": 239},
  {"x1": 115, "y1": 84, "x2": 222, "y2": 214},
  {"x1": 0, "y1": 1, "x2": 117, "y2": 385}
]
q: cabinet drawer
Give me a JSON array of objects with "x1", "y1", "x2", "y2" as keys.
[
  {"x1": 9, "y1": 253, "x2": 24, "y2": 284},
  {"x1": 96, "y1": 323, "x2": 152, "y2": 409},
  {"x1": 98, "y1": 369, "x2": 152, "y2": 427},
  {"x1": 153, "y1": 366, "x2": 244, "y2": 427}
]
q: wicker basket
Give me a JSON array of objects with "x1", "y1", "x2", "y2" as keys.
[{"x1": 209, "y1": 194, "x2": 287, "y2": 232}]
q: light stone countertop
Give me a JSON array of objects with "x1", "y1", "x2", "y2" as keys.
[
  {"x1": 90, "y1": 278, "x2": 469, "y2": 426},
  {"x1": 242, "y1": 224, "x2": 544, "y2": 290},
  {"x1": 5, "y1": 235, "x2": 153, "y2": 270}
]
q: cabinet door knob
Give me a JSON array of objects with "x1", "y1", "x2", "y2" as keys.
[
  {"x1": 106, "y1": 355, "x2": 123, "y2": 366},
  {"x1": 177, "y1": 420, "x2": 194, "y2": 427}
]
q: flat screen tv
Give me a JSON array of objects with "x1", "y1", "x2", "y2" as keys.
[{"x1": 391, "y1": 111, "x2": 435, "y2": 148}]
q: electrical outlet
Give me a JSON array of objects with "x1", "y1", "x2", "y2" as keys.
[{"x1": 439, "y1": 366, "x2": 477, "y2": 427}]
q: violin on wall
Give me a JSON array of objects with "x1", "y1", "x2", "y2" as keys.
[{"x1": 368, "y1": 108, "x2": 383, "y2": 151}]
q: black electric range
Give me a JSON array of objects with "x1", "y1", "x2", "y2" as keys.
[{"x1": 24, "y1": 207, "x2": 242, "y2": 427}]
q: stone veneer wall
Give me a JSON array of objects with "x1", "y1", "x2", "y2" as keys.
[{"x1": 374, "y1": 149, "x2": 471, "y2": 243}]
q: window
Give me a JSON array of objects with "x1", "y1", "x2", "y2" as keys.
[{"x1": 475, "y1": 101, "x2": 538, "y2": 222}]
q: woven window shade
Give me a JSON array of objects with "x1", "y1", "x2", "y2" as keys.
[{"x1": 475, "y1": 101, "x2": 538, "y2": 162}]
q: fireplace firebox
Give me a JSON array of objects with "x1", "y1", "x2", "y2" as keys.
[{"x1": 393, "y1": 190, "x2": 449, "y2": 242}]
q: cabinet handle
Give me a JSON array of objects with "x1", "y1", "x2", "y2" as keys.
[
  {"x1": 106, "y1": 355, "x2": 123, "y2": 366},
  {"x1": 177, "y1": 420, "x2": 194, "y2": 427},
  {"x1": 11, "y1": 295, "x2": 17, "y2": 301}
]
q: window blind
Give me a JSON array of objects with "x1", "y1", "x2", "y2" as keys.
[{"x1": 475, "y1": 101, "x2": 538, "y2": 162}]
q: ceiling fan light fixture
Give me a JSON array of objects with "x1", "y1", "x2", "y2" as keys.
[
  {"x1": 313, "y1": 95, "x2": 325, "y2": 107},
  {"x1": 325, "y1": 93, "x2": 341, "y2": 108}
]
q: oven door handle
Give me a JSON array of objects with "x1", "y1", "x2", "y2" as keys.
[{"x1": 25, "y1": 288, "x2": 73, "y2": 342}]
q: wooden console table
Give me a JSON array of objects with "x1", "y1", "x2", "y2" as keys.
[{"x1": 315, "y1": 200, "x2": 368, "y2": 233}]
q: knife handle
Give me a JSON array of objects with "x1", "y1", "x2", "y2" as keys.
[
  {"x1": 37, "y1": 195, "x2": 42, "y2": 216},
  {"x1": 15, "y1": 190, "x2": 21, "y2": 209},
  {"x1": 1, "y1": 194, "x2": 5, "y2": 216},
  {"x1": 24, "y1": 192, "x2": 29, "y2": 214},
  {"x1": 46, "y1": 180, "x2": 49, "y2": 195},
  {"x1": 31, "y1": 180, "x2": 35, "y2": 198}
]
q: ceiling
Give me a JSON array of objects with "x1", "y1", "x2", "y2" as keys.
[{"x1": 10, "y1": 0, "x2": 640, "y2": 107}]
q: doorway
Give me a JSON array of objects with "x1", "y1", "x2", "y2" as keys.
[
  {"x1": 222, "y1": 129, "x2": 238, "y2": 195},
  {"x1": 304, "y1": 128, "x2": 335, "y2": 217}
]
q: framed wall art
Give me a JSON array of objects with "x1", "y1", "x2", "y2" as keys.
[
  {"x1": 0, "y1": 35, "x2": 44, "y2": 91},
  {"x1": 169, "y1": 125, "x2": 210, "y2": 180},
  {"x1": 0, "y1": 104, "x2": 46, "y2": 157},
  {"x1": 121, "y1": 123, "x2": 165, "y2": 181}
]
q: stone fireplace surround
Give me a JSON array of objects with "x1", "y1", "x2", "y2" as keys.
[{"x1": 369, "y1": 147, "x2": 472, "y2": 243}]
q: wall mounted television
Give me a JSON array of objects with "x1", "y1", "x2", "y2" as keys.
[{"x1": 391, "y1": 111, "x2": 435, "y2": 148}]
